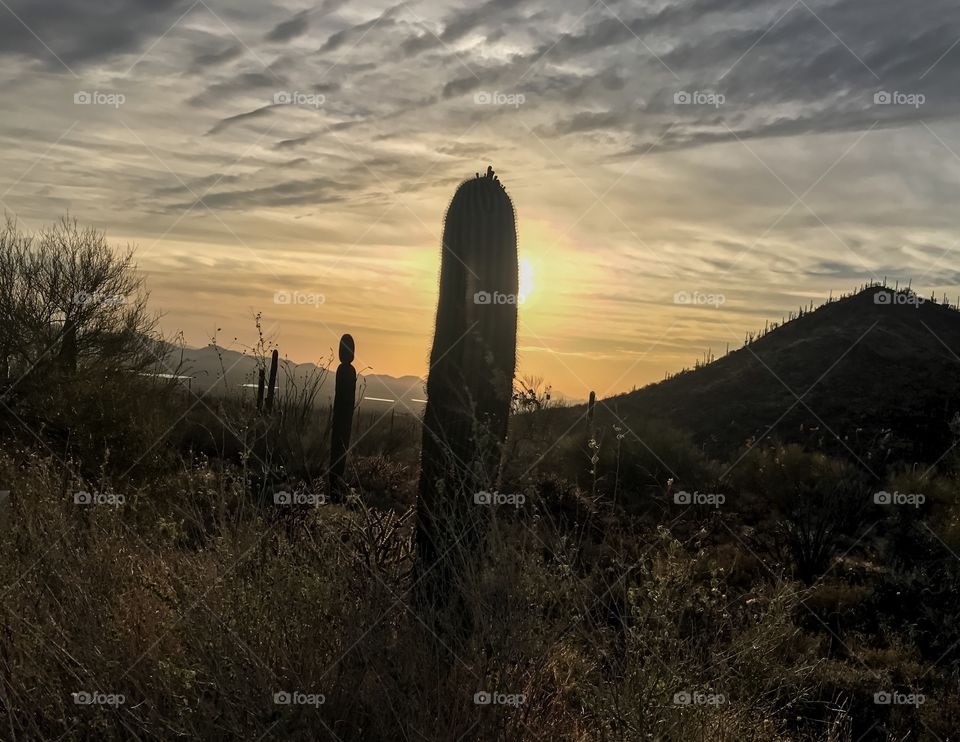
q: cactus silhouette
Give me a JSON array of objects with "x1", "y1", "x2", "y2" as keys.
[
  {"x1": 587, "y1": 390, "x2": 596, "y2": 436},
  {"x1": 256, "y1": 367, "x2": 265, "y2": 411},
  {"x1": 329, "y1": 334, "x2": 357, "y2": 502},
  {"x1": 58, "y1": 318, "x2": 78, "y2": 373},
  {"x1": 265, "y1": 349, "x2": 279, "y2": 413},
  {"x1": 415, "y1": 165, "x2": 518, "y2": 609}
]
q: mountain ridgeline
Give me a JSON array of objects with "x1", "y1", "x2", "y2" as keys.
[
  {"x1": 597, "y1": 286, "x2": 960, "y2": 466},
  {"x1": 173, "y1": 344, "x2": 426, "y2": 411}
]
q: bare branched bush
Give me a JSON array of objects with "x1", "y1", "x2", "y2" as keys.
[
  {"x1": 0, "y1": 216, "x2": 157, "y2": 382},
  {"x1": 0, "y1": 217, "x2": 179, "y2": 476}
]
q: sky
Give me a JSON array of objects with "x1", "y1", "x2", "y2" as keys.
[{"x1": 1, "y1": 0, "x2": 959, "y2": 399}]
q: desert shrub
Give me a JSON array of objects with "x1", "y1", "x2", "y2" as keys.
[
  {"x1": 729, "y1": 445, "x2": 871, "y2": 583},
  {"x1": 0, "y1": 217, "x2": 181, "y2": 477},
  {"x1": 0, "y1": 216, "x2": 155, "y2": 379},
  {"x1": 509, "y1": 415, "x2": 721, "y2": 512},
  {"x1": 343, "y1": 454, "x2": 415, "y2": 511}
]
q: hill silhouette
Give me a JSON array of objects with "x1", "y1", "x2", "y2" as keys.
[{"x1": 595, "y1": 286, "x2": 960, "y2": 467}]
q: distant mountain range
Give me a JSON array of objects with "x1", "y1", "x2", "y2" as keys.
[
  {"x1": 167, "y1": 344, "x2": 427, "y2": 413},
  {"x1": 170, "y1": 285, "x2": 960, "y2": 466},
  {"x1": 582, "y1": 286, "x2": 960, "y2": 465}
]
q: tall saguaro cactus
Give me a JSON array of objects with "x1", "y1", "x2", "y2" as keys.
[
  {"x1": 329, "y1": 333, "x2": 357, "y2": 502},
  {"x1": 416, "y1": 166, "x2": 519, "y2": 608}
]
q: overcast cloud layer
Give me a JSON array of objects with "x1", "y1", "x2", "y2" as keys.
[{"x1": 1, "y1": 0, "x2": 959, "y2": 396}]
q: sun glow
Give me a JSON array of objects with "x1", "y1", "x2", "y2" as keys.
[{"x1": 519, "y1": 256, "x2": 534, "y2": 302}]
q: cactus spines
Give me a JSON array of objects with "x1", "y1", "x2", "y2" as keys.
[
  {"x1": 416, "y1": 165, "x2": 518, "y2": 606},
  {"x1": 256, "y1": 367, "x2": 266, "y2": 411},
  {"x1": 329, "y1": 333, "x2": 357, "y2": 503},
  {"x1": 265, "y1": 349, "x2": 279, "y2": 412}
]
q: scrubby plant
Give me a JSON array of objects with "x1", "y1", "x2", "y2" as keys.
[
  {"x1": 329, "y1": 333, "x2": 357, "y2": 502},
  {"x1": 730, "y1": 444, "x2": 871, "y2": 583},
  {"x1": 416, "y1": 166, "x2": 519, "y2": 611}
]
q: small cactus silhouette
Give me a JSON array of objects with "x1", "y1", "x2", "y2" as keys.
[
  {"x1": 256, "y1": 367, "x2": 266, "y2": 411},
  {"x1": 329, "y1": 334, "x2": 357, "y2": 502},
  {"x1": 265, "y1": 349, "x2": 279, "y2": 412},
  {"x1": 416, "y1": 165, "x2": 518, "y2": 605},
  {"x1": 58, "y1": 318, "x2": 78, "y2": 373},
  {"x1": 587, "y1": 390, "x2": 596, "y2": 436}
]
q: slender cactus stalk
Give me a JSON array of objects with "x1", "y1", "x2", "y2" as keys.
[
  {"x1": 59, "y1": 317, "x2": 78, "y2": 373},
  {"x1": 256, "y1": 367, "x2": 265, "y2": 412},
  {"x1": 265, "y1": 349, "x2": 278, "y2": 413},
  {"x1": 587, "y1": 390, "x2": 596, "y2": 437}
]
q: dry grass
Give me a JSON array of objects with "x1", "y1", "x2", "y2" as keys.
[
  {"x1": 2, "y1": 438, "x2": 930, "y2": 741},
  {"x1": 0, "y1": 339, "x2": 957, "y2": 739}
]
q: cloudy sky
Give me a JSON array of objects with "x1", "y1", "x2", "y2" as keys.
[{"x1": 1, "y1": 0, "x2": 958, "y2": 398}]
